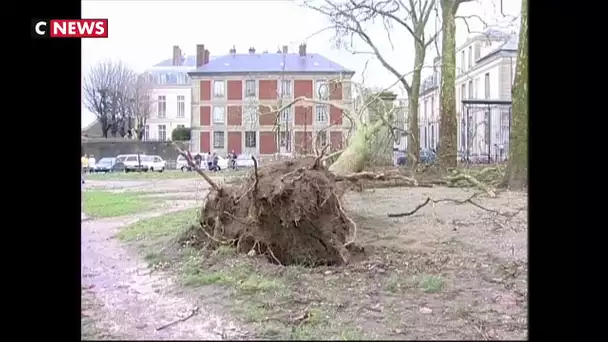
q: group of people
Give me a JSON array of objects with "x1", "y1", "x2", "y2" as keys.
[
  {"x1": 81, "y1": 154, "x2": 97, "y2": 173},
  {"x1": 192, "y1": 150, "x2": 238, "y2": 172}
]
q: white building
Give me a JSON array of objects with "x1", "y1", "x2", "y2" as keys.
[
  {"x1": 419, "y1": 29, "x2": 518, "y2": 160},
  {"x1": 143, "y1": 46, "x2": 197, "y2": 141}
]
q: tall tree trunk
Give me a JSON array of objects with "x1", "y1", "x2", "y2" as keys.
[
  {"x1": 407, "y1": 45, "x2": 425, "y2": 165},
  {"x1": 438, "y1": 0, "x2": 458, "y2": 167},
  {"x1": 503, "y1": 0, "x2": 528, "y2": 189}
]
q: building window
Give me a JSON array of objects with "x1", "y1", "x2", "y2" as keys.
[
  {"x1": 424, "y1": 126, "x2": 428, "y2": 148},
  {"x1": 315, "y1": 105, "x2": 328, "y2": 123},
  {"x1": 424, "y1": 99, "x2": 428, "y2": 122},
  {"x1": 177, "y1": 95, "x2": 185, "y2": 118},
  {"x1": 484, "y1": 73, "x2": 490, "y2": 99},
  {"x1": 158, "y1": 125, "x2": 167, "y2": 141},
  {"x1": 430, "y1": 96, "x2": 435, "y2": 119},
  {"x1": 279, "y1": 80, "x2": 292, "y2": 97},
  {"x1": 213, "y1": 106, "x2": 225, "y2": 124},
  {"x1": 243, "y1": 106, "x2": 257, "y2": 125},
  {"x1": 460, "y1": 50, "x2": 465, "y2": 73},
  {"x1": 280, "y1": 107, "x2": 292, "y2": 124},
  {"x1": 316, "y1": 131, "x2": 327, "y2": 147},
  {"x1": 431, "y1": 125, "x2": 435, "y2": 149},
  {"x1": 245, "y1": 80, "x2": 257, "y2": 98},
  {"x1": 316, "y1": 80, "x2": 329, "y2": 100},
  {"x1": 280, "y1": 131, "x2": 291, "y2": 147},
  {"x1": 245, "y1": 131, "x2": 257, "y2": 147},
  {"x1": 213, "y1": 131, "x2": 224, "y2": 148},
  {"x1": 213, "y1": 80, "x2": 225, "y2": 98},
  {"x1": 157, "y1": 95, "x2": 166, "y2": 118},
  {"x1": 468, "y1": 46, "x2": 473, "y2": 69},
  {"x1": 468, "y1": 81, "x2": 473, "y2": 102},
  {"x1": 144, "y1": 125, "x2": 149, "y2": 141}
]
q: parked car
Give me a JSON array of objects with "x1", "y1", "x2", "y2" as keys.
[
  {"x1": 420, "y1": 148, "x2": 437, "y2": 164},
  {"x1": 176, "y1": 153, "x2": 207, "y2": 172},
  {"x1": 395, "y1": 149, "x2": 437, "y2": 166},
  {"x1": 115, "y1": 154, "x2": 149, "y2": 172},
  {"x1": 235, "y1": 154, "x2": 256, "y2": 168},
  {"x1": 91, "y1": 157, "x2": 116, "y2": 173},
  {"x1": 141, "y1": 155, "x2": 166, "y2": 172}
]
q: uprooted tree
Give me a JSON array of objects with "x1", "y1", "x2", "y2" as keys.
[
  {"x1": 305, "y1": 0, "x2": 440, "y2": 166},
  {"x1": 175, "y1": 79, "x2": 497, "y2": 267}
]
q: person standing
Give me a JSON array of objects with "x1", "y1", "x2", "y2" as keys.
[
  {"x1": 88, "y1": 154, "x2": 96, "y2": 174},
  {"x1": 207, "y1": 152, "x2": 213, "y2": 171},
  {"x1": 81, "y1": 154, "x2": 89, "y2": 173},
  {"x1": 81, "y1": 166, "x2": 89, "y2": 221}
]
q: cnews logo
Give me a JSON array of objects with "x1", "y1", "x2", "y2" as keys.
[{"x1": 31, "y1": 19, "x2": 108, "y2": 38}]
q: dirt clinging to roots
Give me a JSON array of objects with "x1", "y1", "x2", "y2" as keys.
[{"x1": 193, "y1": 157, "x2": 354, "y2": 266}]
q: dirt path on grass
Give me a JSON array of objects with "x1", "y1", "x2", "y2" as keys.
[{"x1": 81, "y1": 202, "x2": 242, "y2": 340}]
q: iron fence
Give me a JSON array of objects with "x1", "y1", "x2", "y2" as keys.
[{"x1": 460, "y1": 99, "x2": 512, "y2": 164}]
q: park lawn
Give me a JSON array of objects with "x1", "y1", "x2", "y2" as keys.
[
  {"x1": 116, "y1": 208, "x2": 199, "y2": 266},
  {"x1": 86, "y1": 170, "x2": 199, "y2": 181},
  {"x1": 84, "y1": 190, "x2": 157, "y2": 218}
]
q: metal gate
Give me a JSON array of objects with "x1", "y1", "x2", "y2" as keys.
[{"x1": 460, "y1": 99, "x2": 512, "y2": 164}]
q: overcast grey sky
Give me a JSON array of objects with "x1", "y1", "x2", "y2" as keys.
[{"x1": 81, "y1": 0, "x2": 520, "y2": 127}]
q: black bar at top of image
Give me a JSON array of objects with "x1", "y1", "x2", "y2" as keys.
[{"x1": 26, "y1": 0, "x2": 81, "y2": 339}]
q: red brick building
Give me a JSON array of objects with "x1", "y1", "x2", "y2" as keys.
[{"x1": 187, "y1": 44, "x2": 355, "y2": 156}]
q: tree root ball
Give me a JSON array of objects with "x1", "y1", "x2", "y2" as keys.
[{"x1": 197, "y1": 157, "x2": 354, "y2": 267}]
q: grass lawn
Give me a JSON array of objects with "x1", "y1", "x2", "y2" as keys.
[
  {"x1": 84, "y1": 190, "x2": 157, "y2": 218},
  {"x1": 86, "y1": 169, "x2": 249, "y2": 181},
  {"x1": 86, "y1": 170, "x2": 199, "y2": 181},
  {"x1": 116, "y1": 207, "x2": 199, "y2": 258}
]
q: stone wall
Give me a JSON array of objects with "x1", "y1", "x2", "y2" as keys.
[{"x1": 82, "y1": 139, "x2": 188, "y2": 161}]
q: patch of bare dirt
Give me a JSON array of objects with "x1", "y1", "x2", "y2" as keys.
[
  {"x1": 172, "y1": 186, "x2": 527, "y2": 340},
  {"x1": 81, "y1": 204, "x2": 244, "y2": 340}
]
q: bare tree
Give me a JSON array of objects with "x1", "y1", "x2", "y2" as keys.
[
  {"x1": 502, "y1": 0, "x2": 526, "y2": 189},
  {"x1": 129, "y1": 73, "x2": 153, "y2": 140},
  {"x1": 83, "y1": 60, "x2": 135, "y2": 138},
  {"x1": 305, "y1": 0, "x2": 440, "y2": 166}
]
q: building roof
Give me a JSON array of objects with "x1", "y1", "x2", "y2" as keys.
[
  {"x1": 189, "y1": 53, "x2": 354, "y2": 75},
  {"x1": 477, "y1": 34, "x2": 519, "y2": 63},
  {"x1": 153, "y1": 55, "x2": 197, "y2": 67}
]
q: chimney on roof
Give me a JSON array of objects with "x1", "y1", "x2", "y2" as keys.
[
  {"x1": 196, "y1": 44, "x2": 205, "y2": 68},
  {"x1": 229, "y1": 45, "x2": 236, "y2": 54},
  {"x1": 248, "y1": 47, "x2": 256, "y2": 54},
  {"x1": 172, "y1": 45, "x2": 182, "y2": 66},
  {"x1": 282, "y1": 45, "x2": 288, "y2": 54},
  {"x1": 204, "y1": 49, "x2": 210, "y2": 65},
  {"x1": 298, "y1": 43, "x2": 307, "y2": 57}
]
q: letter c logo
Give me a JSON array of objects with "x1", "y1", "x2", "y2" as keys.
[{"x1": 35, "y1": 21, "x2": 47, "y2": 35}]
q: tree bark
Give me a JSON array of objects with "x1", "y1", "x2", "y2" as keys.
[
  {"x1": 329, "y1": 92, "x2": 398, "y2": 175},
  {"x1": 407, "y1": 44, "x2": 425, "y2": 165},
  {"x1": 438, "y1": 0, "x2": 459, "y2": 167},
  {"x1": 503, "y1": 0, "x2": 528, "y2": 189}
]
